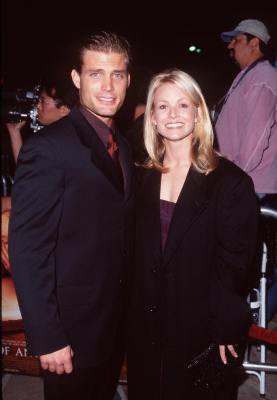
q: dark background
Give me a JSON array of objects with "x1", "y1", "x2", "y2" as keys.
[
  {"x1": 1, "y1": 3, "x2": 277, "y2": 169},
  {"x1": 2, "y1": 5, "x2": 277, "y2": 104}
]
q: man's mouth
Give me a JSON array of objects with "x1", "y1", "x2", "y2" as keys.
[{"x1": 98, "y1": 96, "x2": 115, "y2": 103}]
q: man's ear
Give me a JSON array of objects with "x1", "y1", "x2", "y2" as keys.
[
  {"x1": 250, "y1": 37, "x2": 260, "y2": 50},
  {"x1": 71, "y1": 69, "x2": 80, "y2": 89},
  {"x1": 59, "y1": 105, "x2": 70, "y2": 117}
]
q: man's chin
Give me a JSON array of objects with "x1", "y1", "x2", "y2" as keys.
[{"x1": 97, "y1": 107, "x2": 119, "y2": 119}]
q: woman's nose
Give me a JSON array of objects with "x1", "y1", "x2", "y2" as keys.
[{"x1": 169, "y1": 107, "x2": 177, "y2": 118}]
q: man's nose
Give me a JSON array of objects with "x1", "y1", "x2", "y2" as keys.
[
  {"x1": 102, "y1": 76, "x2": 113, "y2": 91},
  {"x1": 227, "y1": 39, "x2": 235, "y2": 50}
]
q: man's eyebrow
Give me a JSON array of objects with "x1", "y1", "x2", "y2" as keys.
[
  {"x1": 87, "y1": 68, "x2": 103, "y2": 72},
  {"x1": 110, "y1": 69, "x2": 128, "y2": 75},
  {"x1": 86, "y1": 68, "x2": 127, "y2": 73}
]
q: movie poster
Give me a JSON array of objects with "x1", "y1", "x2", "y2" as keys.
[
  {"x1": 1, "y1": 196, "x2": 40, "y2": 375},
  {"x1": 1, "y1": 196, "x2": 127, "y2": 381}
]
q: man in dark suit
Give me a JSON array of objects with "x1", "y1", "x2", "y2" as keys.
[{"x1": 8, "y1": 31, "x2": 134, "y2": 400}]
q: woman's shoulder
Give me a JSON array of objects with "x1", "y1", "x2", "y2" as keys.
[
  {"x1": 134, "y1": 166, "x2": 160, "y2": 200},
  {"x1": 211, "y1": 156, "x2": 253, "y2": 186},
  {"x1": 135, "y1": 165, "x2": 158, "y2": 182},
  {"x1": 206, "y1": 157, "x2": 255, "y2": 201}
]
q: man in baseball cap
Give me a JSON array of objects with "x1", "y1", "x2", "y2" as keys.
[
  {"x1": 215, "y1": 16, "x2": 277, "y2": 335},
  {"x1": 221, "y1": 19, "x2": 271, "y2": 45},
  {"x1": 215, "y1": 15, "x2": 277, "y2": 217}
]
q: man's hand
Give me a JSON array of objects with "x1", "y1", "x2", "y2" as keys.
[
  {"x1": 219, "y1": 344, "x2": 238, "y2": 364},
  {"x1": 40, "y1": 345, "x2": 74, "y2": 374},
  {"x1": 6, "y1": 121, "x2": 26, "y2": 135}
]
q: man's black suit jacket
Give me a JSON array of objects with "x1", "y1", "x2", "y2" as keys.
[{"x1": 9, "y1": 106, "x2": 135, "y2": 368}]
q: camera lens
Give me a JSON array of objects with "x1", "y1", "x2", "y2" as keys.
[
  {"x1": 3, "y1": 108, "x2": 29, "y2": 123},
  {"x1": 2, "y1": 85, "x2": 41, "y2": 129}
]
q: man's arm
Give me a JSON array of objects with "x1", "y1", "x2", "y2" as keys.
[
  {"x1": 9, "y1": 134, "x2": 69, "y2": 358},
  {"x1": 238, "y1": 84, "x2": 276, "y2": 173},
  {"x1": 5, "y1": 122, "x2": 25, "y2": 162}
]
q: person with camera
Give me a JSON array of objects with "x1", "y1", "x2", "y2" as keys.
[
  {"x1": 5, "y1": 78, "x2": 78, "y2": 162},
  {"x1": 9, "y1": 31, "x2": 134, "y2": 400}
]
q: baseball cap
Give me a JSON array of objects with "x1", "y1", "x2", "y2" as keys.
[{"x1": 221, "y1": 19, "x2": 271, "y2": 44}]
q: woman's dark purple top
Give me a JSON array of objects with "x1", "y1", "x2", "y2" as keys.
[{"x1": 160, "y1": 199, "x2": 176, "y2": 251}]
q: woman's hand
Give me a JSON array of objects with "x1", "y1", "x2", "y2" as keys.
[{"x1": 219, "y1": 344, "x2": 238, "y2": 364}]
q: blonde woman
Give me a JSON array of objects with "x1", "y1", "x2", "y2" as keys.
[{"x1": 127, "y1": 69, "x2": 258, "y2": 399}]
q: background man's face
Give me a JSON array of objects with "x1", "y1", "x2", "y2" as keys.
[{"x1": 227, "y1": 34, "x2": 253, "y2": 69}]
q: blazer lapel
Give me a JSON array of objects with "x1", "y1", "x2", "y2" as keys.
[
  {"x1": 69, "y1": 107, "x2": 124, "y2": 194},
  {"x1": 162, "y1": 167, "x2": 209, "y2": 268}
]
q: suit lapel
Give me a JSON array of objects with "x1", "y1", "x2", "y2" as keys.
[
  {"x1": 162, "y1": 167, "x2": 209, "y2": 268},
  {"x1": 69, "y1": 107, "x2": 124, "y2": 195},
  {"x1": 118, "y1": 135, "x2": 133, "y2": 200}
]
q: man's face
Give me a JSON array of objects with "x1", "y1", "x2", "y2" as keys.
[
  {"x1": 37, "y1": 90, "x2": 67, "y2": 125},
  {"x1": 227, "y1": 34, "x2": 253, "y2": 69},
  {"x1": 71, "y1": 50, "x2": 130, "y2": 127}
]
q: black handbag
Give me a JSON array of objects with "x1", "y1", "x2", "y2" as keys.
[{"x1": 185, "y1": 344, "x2": 236, "y2": 391}]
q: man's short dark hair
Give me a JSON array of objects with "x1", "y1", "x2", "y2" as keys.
[
  {"x1": 244, "y1": 33, "x2": 275, "y2": 63},
  {"x1": 74, "y1": 31, "x2": 132, "y2": 73}
]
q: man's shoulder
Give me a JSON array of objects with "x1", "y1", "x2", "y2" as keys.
[
  {"x1": 251, "y1": 60, "x2": 277, "y2": 84},
  {"x1": 20, "y1": 113, "x2": 79, "y2": 159},
  {"x1": 33, "y1": 113, "x2": 79, "y2": 149},
  {"x1": 41, "y1": 114, "x2": 74, "y2": 137}
]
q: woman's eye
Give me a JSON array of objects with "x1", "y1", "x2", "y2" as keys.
[
  {"x1": 180, "y1": 103, "x2": 188, "y2": 108},
  {"x1": 159, "y1": 104, "x2": 167, "y2": 110}
]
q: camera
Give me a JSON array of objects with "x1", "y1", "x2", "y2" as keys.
[{"x1": 2, "y1": 85, "x2": 42, "y2": 132}]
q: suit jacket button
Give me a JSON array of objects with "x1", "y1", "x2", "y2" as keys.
[{"x1": 148, "y1": 305, "x2": 157, "y2": 312}]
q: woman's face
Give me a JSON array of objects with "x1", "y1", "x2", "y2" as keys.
[{"x1": 151, "y1": 82, "x2": 198, "y2": 143}]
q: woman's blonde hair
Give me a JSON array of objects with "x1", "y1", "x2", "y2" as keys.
[{"x1": 143, "y1": 68, "x2": 219, "y2": 174}]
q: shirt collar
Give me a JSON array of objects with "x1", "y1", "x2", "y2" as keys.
[{"x1": 79, "y1": 104, "x2": 115, "y2": 147}]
